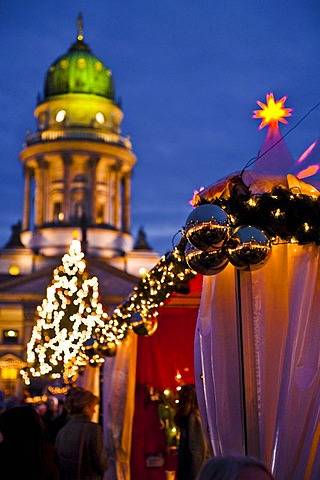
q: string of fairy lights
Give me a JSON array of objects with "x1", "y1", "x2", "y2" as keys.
[
  {"x1": 110, "y1": 236, "x2": 195, "y2": 326},
  {"x1": 22, "y1": 236, "x2": 196, "y2": 385}
]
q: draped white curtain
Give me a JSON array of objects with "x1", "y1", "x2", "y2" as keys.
[
  {"x1": 78, "y1": 331, "x2": 138, "y2": 479},
  {"x1": 195, "y1": 243, "x2": 320, "y2": 479},
  {"x1": 102, "y1": 331, "x2": 138, "y2": 480}
]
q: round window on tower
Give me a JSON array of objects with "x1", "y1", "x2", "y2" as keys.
[
  {"x1": 95, "y1": 112, "x2": 105, "y2": 124},
  {"x1": 56, "y1": 110, "x2": 66, "y2": 123},
  {"x1": 94, "y1": 62, "x2": 103, "y2": 72},
  {"x1": 60, "y1": 59, "x2": 69, "y2": 70},
  {"x1": 77, "y1": 58, "x2": 87, "y2": 69}
]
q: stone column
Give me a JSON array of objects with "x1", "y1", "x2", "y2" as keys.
[
  {"x1": 34, "y1": 156, "x2": 45, "y2": 227},
  {"x1": 88, "y1": 155, "x2": 99, "y2": 224},
  {"x1": 107, "y1": 167, "x2": 113, "y2": 225},
  {"x1": 113, "y1": 164, "x2": 121, "y2": 230},
  {"x1": 42, "y1": 158, "x2": 49, "y2": 223},
  {"x1": 122, "y1": 172, "x2": 131, "y2": 233},
  {"x1": 63, "y1": 153, "x2": 72, "y2": 223},
  {"x1": 22, "y1": 166, "x2": 32, "y2": 231}
]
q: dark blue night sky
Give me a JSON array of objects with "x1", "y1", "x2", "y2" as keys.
[{"x1": 1, "y1": 1, "x2": 320, "y2": 253}]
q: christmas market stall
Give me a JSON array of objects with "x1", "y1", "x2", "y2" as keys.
[
  {"x1": 187, "y1": 94, "x2": 320, "y2": 480},
  {"x1": 101, "y1": 240, "x2": 202, "y2": 480}
]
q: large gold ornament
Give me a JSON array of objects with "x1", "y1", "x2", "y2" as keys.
[
  {"x1": 185, "y1": 204, "x2": 230, "y2": 252},
  {"x1": 224, "y1": 225, "x2": 271, "y2": 271}
]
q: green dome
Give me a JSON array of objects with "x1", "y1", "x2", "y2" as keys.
[{"x1": 44, "y1": 39, "x2": 115, "y2": 100}]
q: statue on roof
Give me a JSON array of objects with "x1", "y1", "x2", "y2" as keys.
[{"x1": 134, "y1": 227, "x2": 152, "y2": 250}]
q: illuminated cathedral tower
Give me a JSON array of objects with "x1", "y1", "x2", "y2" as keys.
[
  {"x1": 20, "y1": 17, "x2": 135, "y2": 258},
  {"x1": 0, "y1": 18, "x2": 158, "y2": 397}
]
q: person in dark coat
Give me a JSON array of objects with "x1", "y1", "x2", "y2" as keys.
[
  {"x1": 55, "y1": 388, "x2": 108, "y2": 480},
  {"x1": 0, "y1": 404, "x2": 59, "y2": 480},
  {"x1": 174, "y1": 384, "x2": 209, "y2": 480}
]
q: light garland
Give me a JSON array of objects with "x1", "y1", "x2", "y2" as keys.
[
  {"x1": 48, "y1": 385, "x2": 69, "y2": 395},
  {"x1": 25, "y1": 395, "x2": 48, "y2": 404},
  {"x1": 194, "y1": 179, "x2": 320, "y2": 245},
  {"x1": 110, "y1": 236, "x2": 196, "y2": 328}
]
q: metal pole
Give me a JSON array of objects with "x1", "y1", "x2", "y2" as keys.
[{"x1": 235, "y1": 268, "x2": 261, "y2": 458}]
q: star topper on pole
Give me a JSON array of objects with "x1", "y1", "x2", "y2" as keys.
[{"x1": 253, "y1": 93, "x2": 292, "y2": 130}]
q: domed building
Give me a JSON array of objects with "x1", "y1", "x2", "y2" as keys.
[
  {"x1": 0, "y1": 18, "x2": 159, "y2": 397},
  {"x1": 21, "y1": 24, "x2": 134, "y2": 258}
]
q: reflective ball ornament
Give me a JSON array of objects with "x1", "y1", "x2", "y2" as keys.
[
  {"x1": 97, "y1": 341, "x2": 117, "y2": 357},
  {"x1": 83, "y1": 338, "x2": 105, "y2": 366},
  {"x1": 130, "y1": 312, "x2": 158, "y2": 337},
  {"x1": 224, "y1": 225, "x2": 271, "y2": 271},
  {"x1": 133, "y1": 319, "x2": 158, "y2": 337},
  {"x1": 83, "y1": 337, "x2": 98, "y2": 357},
  {"x1": 185, "y1": 242, "x2": 229, "y2": 275},
  {"x1": 129, "y1": 312, "x2": 144, "y2": 325},
  {"x1": 185, "y1": 204, "x2": 230, "y2": 252}
]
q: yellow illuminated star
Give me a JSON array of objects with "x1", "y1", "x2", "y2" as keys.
[{"x1": 253, "y1": 93, "x2": 292, "y2": 130}]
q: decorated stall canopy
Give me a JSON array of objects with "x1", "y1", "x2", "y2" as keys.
[
  {"x1": 184, "y1": 170, "x2": 320, "y2": 276},
  {"x1": 190, "y1": 94, "x2": 320, "y2": 480}
]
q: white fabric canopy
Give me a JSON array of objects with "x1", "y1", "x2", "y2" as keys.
[
  {"x1": 195, "y1": 243, "x2": 320, "y2": 479},
  {"x1": 102, "y1": 332, "x2": 138, "y2": 480},
  {"x1": 76, "y1": 333, "x2": 137, "y2": 480}
]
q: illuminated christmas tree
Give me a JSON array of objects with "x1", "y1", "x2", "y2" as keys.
[{"x1": 21, "y1": 238, "x2": 126, "y2": 385}]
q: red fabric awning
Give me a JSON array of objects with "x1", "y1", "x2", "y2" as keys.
[{"x1": 131, "y1": 276, "x2": 202, "y2": 480}]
